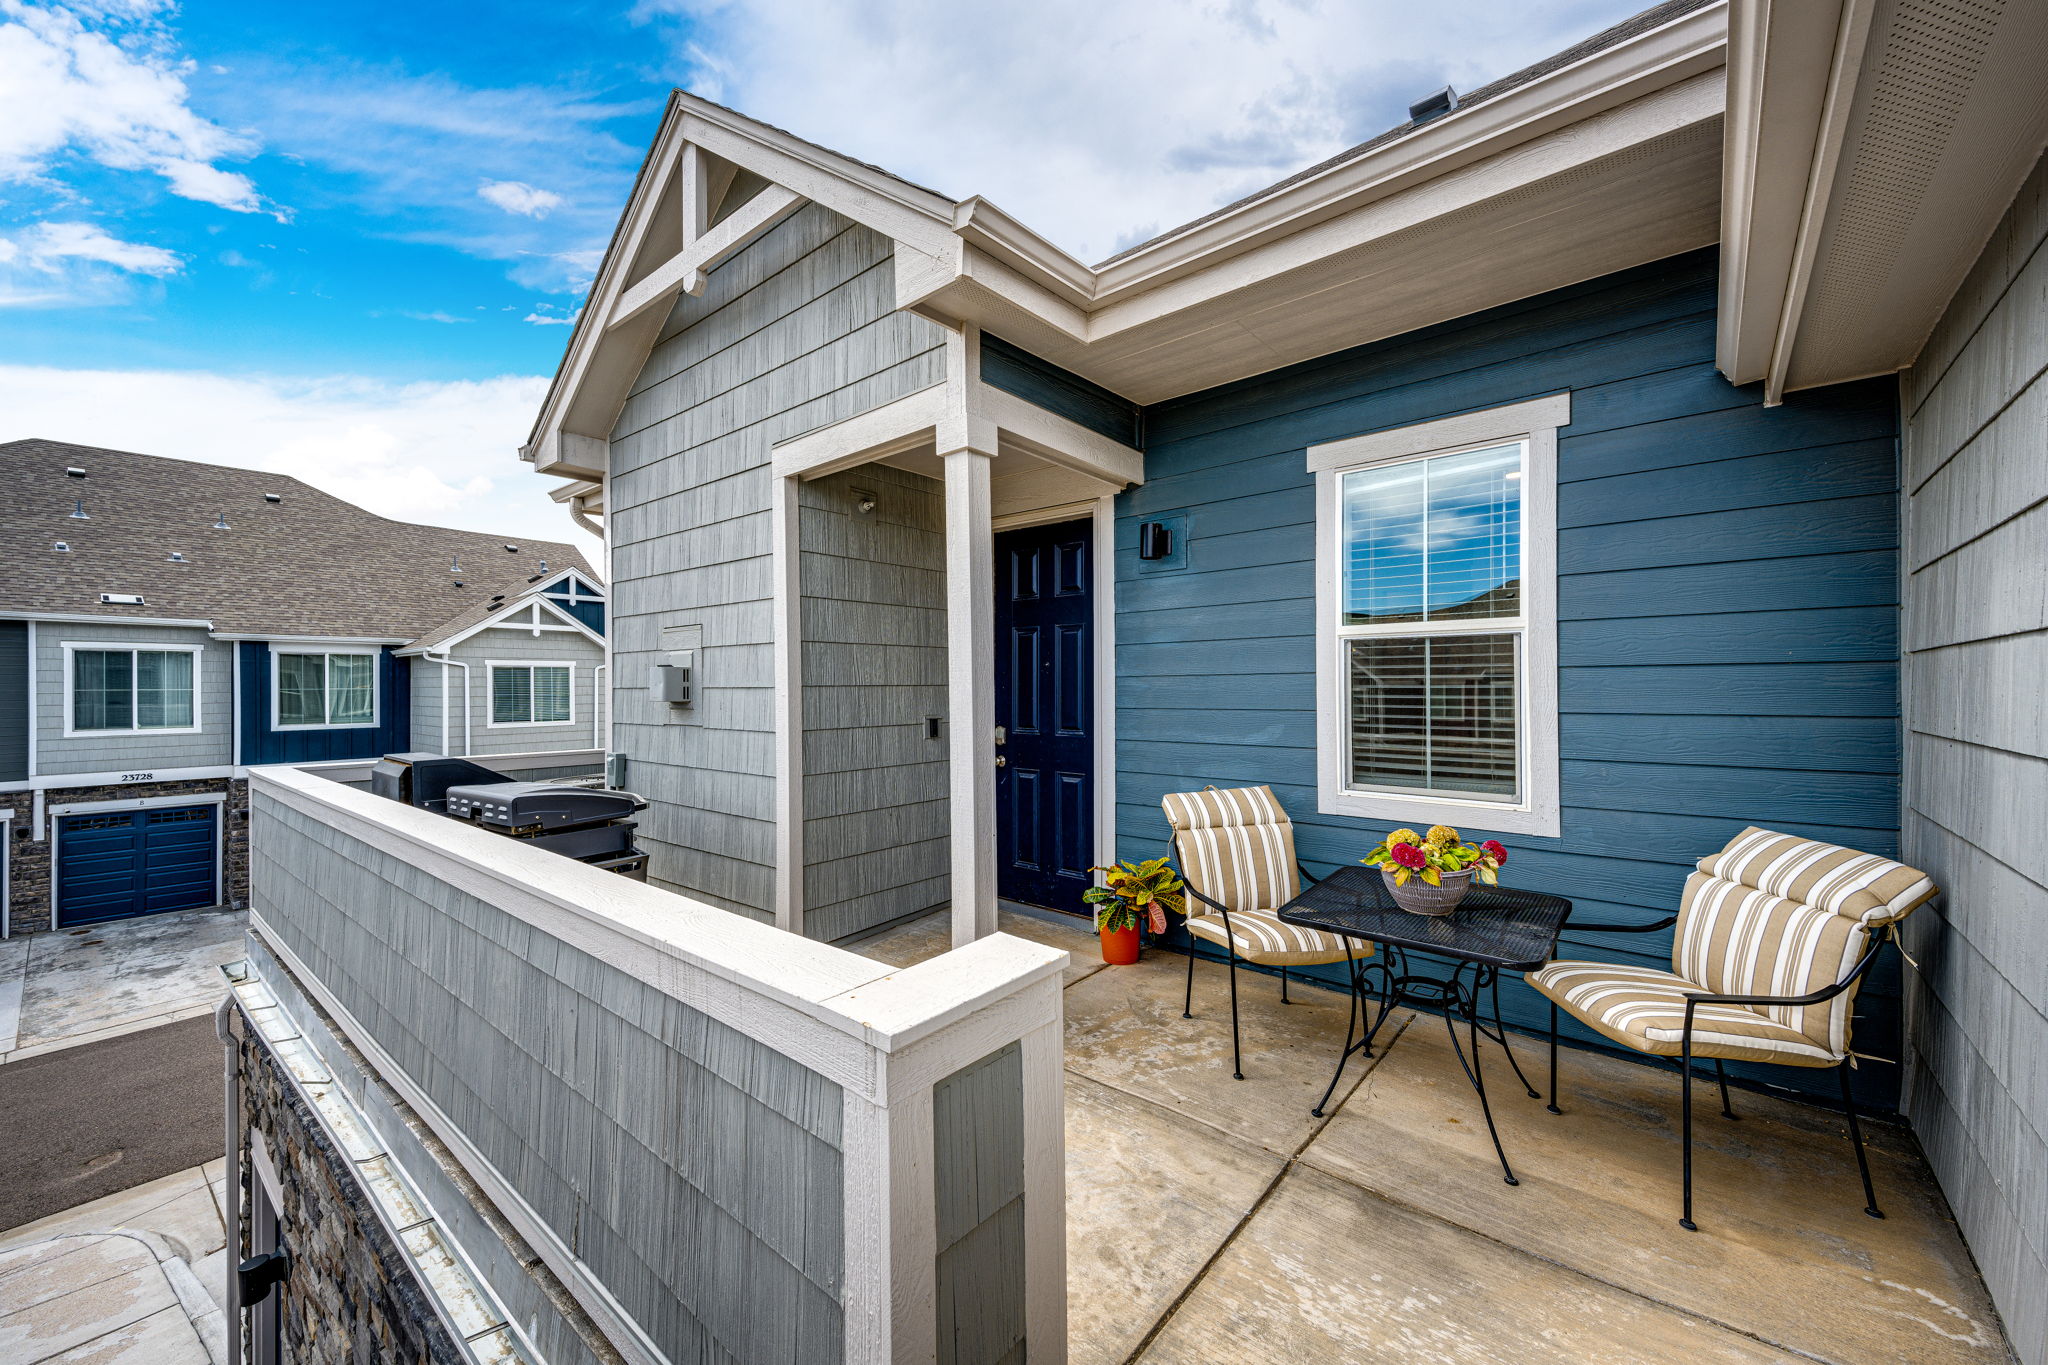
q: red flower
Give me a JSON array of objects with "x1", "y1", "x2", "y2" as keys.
[
  {"x1": 1390, "y1": 842, "x2": 1427, "y2": 870},
  {"x1": 1482, "y1": 840, "x2": 1508, "y2": 865}
]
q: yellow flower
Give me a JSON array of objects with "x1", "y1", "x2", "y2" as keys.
[
  {"x1": 1425, "y1": 824, "x2": 1462, "y2": 848},
  {"x1": 1387, "y1": 828, "x2": 1423, "y2": 848}
]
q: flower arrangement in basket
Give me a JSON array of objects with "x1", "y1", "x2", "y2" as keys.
[
  {"x1": 1361, "y1": 825, "x2": 1507, "y2": 916},
  {"x1": 1083, "y1": 859, "x2": 1186, "y2": 964}
]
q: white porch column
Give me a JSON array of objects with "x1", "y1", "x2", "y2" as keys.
[{"x1": 943, "y1": 445, "x2": 997, "y2": 946}]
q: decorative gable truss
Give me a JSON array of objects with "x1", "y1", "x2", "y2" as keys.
[
  {"x1": 398, "y1": 594, "x2": 604, "y2": 658},
  {"x1": 522, "y1": 96, "x2": 962, "y2": 483}
]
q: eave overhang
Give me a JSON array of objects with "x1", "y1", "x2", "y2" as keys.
[{"x1": 1718, "y1": 0, "x2": 2048, "y2": 400}]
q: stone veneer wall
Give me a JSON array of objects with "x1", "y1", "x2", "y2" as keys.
[
  {"x1": 2, "y1": 777, "x2": 247, "y2": 936},
  {"x1": 238, "y1": 1024, "x2": 465, "y2": 1365}
]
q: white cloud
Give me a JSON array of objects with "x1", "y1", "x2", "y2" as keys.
[
  {"x1": 0, "y1": 219, "x2": 182, "y2": 305},
  {"x1": 523, "y1": 303, "x2": 578, "y2": 326},
  {"x1": 649, "y1": 0, "x2": 1649, "y2": 263},
  {"x1": 0, "y1": 0, "x2": 272, "y2": 214},
  {"x1": 0, "y1": 364, "x2": 596, "y2": 554},
  {"x1": 478, "y1": 179, "x2": 564, "y2": 218},
  {"x1": 202, "y1": 65, "x2": 645, "y2": 292}
]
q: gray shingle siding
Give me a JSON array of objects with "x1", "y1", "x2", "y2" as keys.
[
  {"x1": 33, "y1": 620, "x2": 232, "y2": 775},
  {"x1": 1900, "y1": 148, "x2": 2048, "y2": 1365},
  {"x1": 800, "y1": 463, "x2": 949, "y2": 941},
  {"x1": 607, "y1": 202, "x2": 945, "y2": 917}
]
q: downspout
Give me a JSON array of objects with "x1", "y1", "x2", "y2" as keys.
[
  {"x1": 437, "y1": 657, "x2": 452, "y2": 757},
  {"x1": 215, "y1": 995, "x2": 243, "y2": 1365},
  {"x1": 592, "y1": 664, "x2": 606, "y2": 753},
  {"x1": 25, "y1": 621, "x2": 41, "y2": 843},
  {"x1": 423, "y1": 652, "x2": 468, "y2": 756}
]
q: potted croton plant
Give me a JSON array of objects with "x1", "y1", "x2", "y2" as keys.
[
  {"x1": 1361, "y1": 825, "x2": 1507, "y2": 916},
  {"x1": 1083, "y1": 859, "x2": 1185, "y2": 965}
]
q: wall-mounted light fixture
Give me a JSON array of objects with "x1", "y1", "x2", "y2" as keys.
[{"x1": 1138, "y1": 521, "x2": 1174, "y2": 560}]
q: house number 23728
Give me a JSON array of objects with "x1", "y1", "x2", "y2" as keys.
[{"x1": 120, "y1": 772, "x2": 154, "y2": 783}]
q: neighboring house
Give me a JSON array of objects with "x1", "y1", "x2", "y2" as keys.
[
  {"x1": 221, "y1": 3, "x2": 2048, "y2": 1364},
  {"x1": 0, "y1": 438, "x2": 606, "y2": 935}
]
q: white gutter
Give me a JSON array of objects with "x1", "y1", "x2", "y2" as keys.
[
  {"x1": 592, "y1": 663, "x2": 607, "y2": 753},
  {"x1": 3, "y1": 611, "x2": 214, "y2": 629},
  {"x1": 211, "y1": 633, "x2": 409, "y2": 645}
]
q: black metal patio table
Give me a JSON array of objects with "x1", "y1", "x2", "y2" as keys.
[{"x1": 1277, "y1": 865, "x2": 1572, "y2": 1186}]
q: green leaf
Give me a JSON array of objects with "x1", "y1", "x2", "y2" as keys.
[{"x1": 1421, "y1": 867, "x2": 1441, "y2": 887}]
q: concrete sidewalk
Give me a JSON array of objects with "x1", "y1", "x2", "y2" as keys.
[
  {"x1": 0, "y1": 1164, "x2": 228, "y2": 1365},
  {"x1": 0, "y1": 910, "x2": 247, "y2": 1064}
]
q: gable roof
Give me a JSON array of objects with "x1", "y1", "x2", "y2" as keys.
[
  {"x1": 0, "y1": 438, "x2": 598, "y2": 641},
  {"x1": 404, "y1": 576, "x2": 605, "y2": 655}
]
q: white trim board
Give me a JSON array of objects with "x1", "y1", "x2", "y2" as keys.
[
  {"x1": 48, "y1": 791, "x2": 227, "y2": 817},
  {"x1": 1308, "y1": 395, "x2": 1565, "y2": 838}
]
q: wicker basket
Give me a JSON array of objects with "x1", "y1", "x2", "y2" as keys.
[{"x1": 1381, "y1": 865, "x2": 1476, "y2": 916}]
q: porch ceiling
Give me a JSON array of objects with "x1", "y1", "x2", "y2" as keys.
[{"x1": 1720, "y1": 0, "x2": 2048, "y2": 399}]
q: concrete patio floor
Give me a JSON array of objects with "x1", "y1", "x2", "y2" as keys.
[
  {"x1": 858, "y1": 905, "x2": 2014, "y2": 1365},
  {"x1": 0, "y1": 910, "x2": 249, "y2": 1063}
]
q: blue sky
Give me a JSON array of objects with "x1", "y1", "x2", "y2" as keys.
[{"x1": 0, "y1": 0, "x2": 1648, "y2": 550}]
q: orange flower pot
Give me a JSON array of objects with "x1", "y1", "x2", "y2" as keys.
[{"x1": 1099, "y1": 923, "x2": 1141, "y2": 965}]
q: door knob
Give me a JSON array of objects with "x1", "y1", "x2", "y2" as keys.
[{"x1": 994, "y1": 756, "x2": 1007, "y2": 767}]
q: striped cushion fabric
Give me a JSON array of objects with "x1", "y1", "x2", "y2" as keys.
[
  {"x1": 1527, "y1": 961, "x2": 1838, "y2": 1067},
  {"x1": 1675, "y1": 872, "x2": 1868, "y2": 1056},
  {"x1": 1162, "y1": 786, "x2": 1301, "y2": 917},
  {"x1": 1697, "y1": 827, "x2": 1936, "y2": 926},
  {"x1": 1184, "y1": 910, "x2": 1371, "y2": 968},
  {"x1": 1163, "y1": 785, "x2": 1372, "y2": 967}
]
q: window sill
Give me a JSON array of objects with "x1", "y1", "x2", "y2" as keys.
[{"x1": 1317, "y1": 787, "x2": 1560, "y2": 839}]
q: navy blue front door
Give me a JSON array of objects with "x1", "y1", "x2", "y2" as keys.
[
  {"x1": 994, "y1": 519, "x2": 1094, "y2": 914},
  {"x1": 55, "y1": 805, "x2": 219, "y2": 926}
]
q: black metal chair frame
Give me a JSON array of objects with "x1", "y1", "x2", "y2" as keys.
[
  {"x1": 1545, "y1": 910, "x2": 1897, "y2": 1231},
  {"x1": 1168, "y1": 834, "x2": 1331, "y2": 1081}
]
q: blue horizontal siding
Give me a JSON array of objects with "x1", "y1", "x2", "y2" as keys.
[
  {"x1": 1114, "y1": 248, "x2": 1905, "y2": 1107},
  {"x1": 980, "y1": 332, "x2": 1142, "y2": 445}
]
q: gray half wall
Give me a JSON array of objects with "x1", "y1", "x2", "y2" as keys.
[
  {"x1": 1899, "y1": 147, "x2": 2048, "y2": 1365},
  {"x1": 251, "y1": 793, "x2": 848, "y2": 1365}
]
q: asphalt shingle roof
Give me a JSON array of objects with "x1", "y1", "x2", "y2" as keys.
[{"x1": 0, "y1": 438, "x2": 598, "y2": 642}]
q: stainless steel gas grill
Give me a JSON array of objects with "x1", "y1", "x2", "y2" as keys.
[{"x1": 370, "y1": 753, "x2": 650, "y2": 880}]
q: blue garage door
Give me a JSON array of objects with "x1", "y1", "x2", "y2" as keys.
[{"x1": 56, "y1": 806, "x2": 219, "y2": 926}]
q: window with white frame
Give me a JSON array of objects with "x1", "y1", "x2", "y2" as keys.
[
  {"x1": 1309, "y1": 395, "x2": 1565, "y2": 837},
  {"x1": 273, "y1": 650, "x2": 378, "y2": 728},
  {"x1": 489, "y1": 662, "x2": 573, "y2": 726},
  {"x1": 67, "y1": 645, "x2": 200, "y2": 732}
]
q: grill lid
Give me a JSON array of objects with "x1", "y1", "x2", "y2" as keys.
[{"x1": 444, "y1": 781, "x2": 645, "y2": 831}]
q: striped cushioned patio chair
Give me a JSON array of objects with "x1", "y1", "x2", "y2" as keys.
[
  {"x1": 1163, "y1": 786, "x2": 1371, "y2": 1080},
  {"x1": 1527, "y1": 826, "x2": 1937, "y2": 1230}
]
